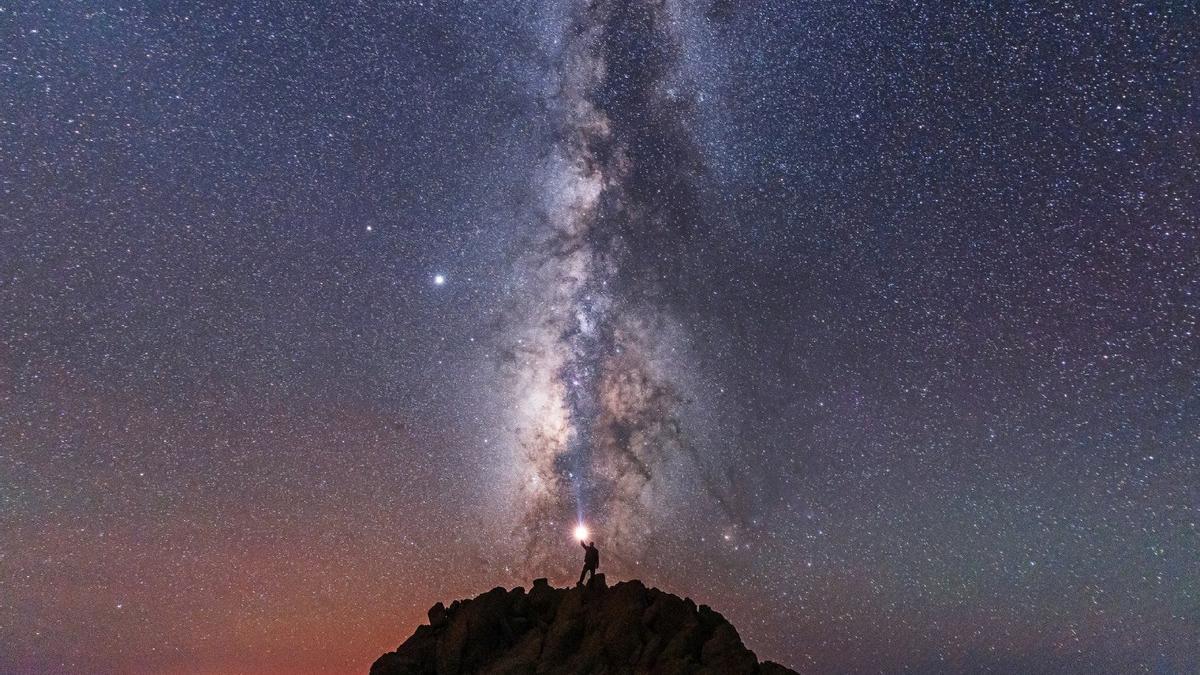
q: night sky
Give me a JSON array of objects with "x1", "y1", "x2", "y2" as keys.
[{"x1": 3, "y1": 1, "x2": 1199, "y2": 674}]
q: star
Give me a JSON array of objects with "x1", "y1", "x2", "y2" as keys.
[{"x1": 3, "y1": 2, "x2": 1190, "y2": 674}]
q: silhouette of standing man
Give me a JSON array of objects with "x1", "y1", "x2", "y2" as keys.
[{"x1": 578, "y1": 540, "x2": 600, "y2": 586}]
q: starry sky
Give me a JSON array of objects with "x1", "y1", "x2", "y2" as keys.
[{"x1": 2, "y1": 1, "x2": 1198, "y2": 674}]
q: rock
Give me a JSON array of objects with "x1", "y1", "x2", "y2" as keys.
[
  {"x1": 427, "y1": 602, "x2": 447, "y2": 627},
  {"x1": 699, "y1": 622, "x2": 758, "y2": 674},
  {"x1": 370, "y1": 579, "x2": 798, "y2": 675}
]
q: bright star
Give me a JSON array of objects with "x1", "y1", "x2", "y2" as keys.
[
  {"x1": 574, "y1": 524, "x2": 589, "y2": 541},
  {"x1": 434, "y1": 274, "x2": 445, "y2": 285}
]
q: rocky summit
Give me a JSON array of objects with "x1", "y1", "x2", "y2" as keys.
[{"x1": 370, "y1": 576, "x2": 796, "y2": 675}]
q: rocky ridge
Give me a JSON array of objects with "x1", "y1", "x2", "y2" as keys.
[{"x1": 370, "y1": 576, "x2": 796, "y2": 675}]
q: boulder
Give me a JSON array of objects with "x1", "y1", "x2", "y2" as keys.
[{"x1": 370, "y1": 579, "x2": 797, "y2": 675}]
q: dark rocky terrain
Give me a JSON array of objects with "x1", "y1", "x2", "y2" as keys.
[{"x1": 370, "y1": 576, "x2": 796, "y2": 675}]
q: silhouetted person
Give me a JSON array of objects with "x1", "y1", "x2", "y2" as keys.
[{"x1": 578, "y1": 540, "x2": 599, "y2": 586}]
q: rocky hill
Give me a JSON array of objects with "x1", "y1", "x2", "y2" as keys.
[{"x1": 371, "y1": 575, "x2": 796, "y2": 675}]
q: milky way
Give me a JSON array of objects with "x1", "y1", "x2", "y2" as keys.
[{"x1": 504, "y1": 0, "x2": 708, "y2": 574}]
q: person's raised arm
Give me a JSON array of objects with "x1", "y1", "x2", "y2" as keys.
[{"x1": 581, "y1": 540, "x2": 587, "y2": 549}]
